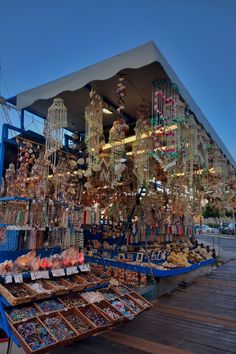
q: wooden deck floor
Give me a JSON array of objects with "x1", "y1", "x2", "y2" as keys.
[{"x1": 53, "y1": 260, "x2": 236, "y2": 354}]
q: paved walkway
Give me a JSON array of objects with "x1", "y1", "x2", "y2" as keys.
[{"x1": 1, "y1": 261, "x2": 236, "y2": 354}]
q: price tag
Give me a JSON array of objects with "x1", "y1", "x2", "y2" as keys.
[
  {"x1": 52, "y1": 268, "x2": 65, "y2": 277},
  {"x1": 41, "y1": 270, "x2": 50, "y2": 279},
  {"x1": 79, "y1": 264, "x2": 90, "y2": 272},
  {"x1": 30, "y1": 272, "x2": 36, "y2": 280},
  {"x1": 5, "y1": 275, "x2": 13, "y2": 284},
  {"x1": 66, "y1": 266, "x2": 78, "y2": 276},
  {"x1": 14, "y1": 274, "x2": 23, "y2": 283}
]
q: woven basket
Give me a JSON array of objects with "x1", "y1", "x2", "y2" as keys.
[
  {"x1": 43, "y1": 279, "x2": 70, "y2": 296},
  {"x1": 0, "y1": 283, "x2": 36, "y2": 306},
  {"x1": 24, "y1": 281, "x2": 56, "y2": 300}
]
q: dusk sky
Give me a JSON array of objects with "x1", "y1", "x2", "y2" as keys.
[{"x1": 0, "y1": 0, "x2": 235, "y2": 160}]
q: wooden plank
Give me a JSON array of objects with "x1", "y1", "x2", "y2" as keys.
[
  {"x1": 155, "y1": 303, "x2": 236, "y2": 329},
  {"x1": 102, "y1": 331, "x2": 193, "y2": 354}
]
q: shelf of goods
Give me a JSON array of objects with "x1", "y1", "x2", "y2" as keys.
[
  {"x1": 0, "y1": 267, "x2": 152, "y2": 354},
  {"x1": 85, "y1": 255, "x2": 216, "y2": 278}
]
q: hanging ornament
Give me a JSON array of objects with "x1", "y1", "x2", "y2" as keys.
[
  {"x1": 151, "y1": 80, "x2": 182, "y2": 167},
  {"x1": 107, "y1": 75, "x2": 129, "y2": 185},
  {"x1": 116, "y1": 75, "x2": 127, "y2": 116},
  {"x1": 44, "y1": 98, "x2": 68, "y2": 166},
  {"x1": 133, "y1": 103, "x2": 151, "y2": 189},
  {"x1": 85, "y1": 88, "x2": 104, "y2": 170}
]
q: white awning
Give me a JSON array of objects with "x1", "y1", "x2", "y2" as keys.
[{"x1": 13, "y1": 41, "x2": 235, "y2": 168}]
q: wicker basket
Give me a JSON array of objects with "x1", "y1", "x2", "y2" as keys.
[
  {"x1": 78, "y1": 304, "x2": 112, "y2": 331},
  {"x1": 128, "y1": 291, "x2": 153, "y2": 310},
  {"x1": 0, "y1": 283, "x2": 36, "y2": 306},
  {"x1": 59, "y1": 293, "x2": 88, "y2": 308},
  {"x1": 63, "y1": 275, "x2": 87, "y2": 292},
  {"x1": 79, "y1": 273, "x2": 102, "y2": 288},
  {"x1": 24, "y1": 280, "x2": 56, "y2": 300},
  {"x1": 39, "y1": 311, "x2": 78, "y2": 347},
  {"x1": 60, "y1": 307, "x2": 97, "y2": 338},
  {"x1": 43, "y1": 279, "x2": 71, "y2": 296},
  {"x1": 5, "y1": 304, "x2": 40, "y2": 324},
  {"x1": 10, "y1": 317, "x2": 57, "y2": 354},
  {"x1": 95, "y1": 300, "x2": 126, "y2": 325}
]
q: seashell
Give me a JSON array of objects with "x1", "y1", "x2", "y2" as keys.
[
  {"x1": 69, "y1": 160, "x2": 77, "y2": 167},
  {"x1": 77, "y1": 169, "x2": 84, "y2": 177},
  {"x1": 86, "y1": 157, "x2": 92, "y2": 165},
  {"x1": 92, "y1": 164, "x2": 101, "y2": 172},
  {"x1": 77, "y1": 158, "x2": 85, "y2": 165},
  {"x1": 84, "y1": 169, "x2": 92, "y2": 177}
]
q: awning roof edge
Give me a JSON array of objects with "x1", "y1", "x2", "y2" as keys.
[{"x1": 12, "y1": 41, "x2": 236, "y2": 169}]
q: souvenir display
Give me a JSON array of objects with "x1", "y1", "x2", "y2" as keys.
[
  {"x1": 119, "y1": 295, "x2": 143, "y2": 315},
  {"x1": 110, "y1": 300, "x2": 134, "y2": 319},
  {"x1": 62, "y1": 310, "x2": 94, "y2": 334},
  {"x1": 36, "y1": 299, "x2": 65, "y2": 313},
  {"x1": 13, "y1": 319, "x2": 56, "y2": 352},
  {"x1": 96, "y1": 301, "x2": 124, "y2": 322},
  {"x1": 1, "y1": 45, "x2": 232, "y2": 354},
  {"x1": 6, "y1": 305, "x2": 39, "y2": 323},
  {"x1": 80, "y1": 305, "x2": 110, "y2": 327},
  {"x1": 81, "y1": 291, "x2": 105, "y2": 304},
  {"x1": 41, "y1": 314, "x2": 77, "y2": 341},
  {"x1": 60, "y1": 293, "x2": 88, "y2": 308}
]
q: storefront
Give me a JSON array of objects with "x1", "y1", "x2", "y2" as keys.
[{"x1": 0, "y1": 42, "x2": 235, "y2": 353}]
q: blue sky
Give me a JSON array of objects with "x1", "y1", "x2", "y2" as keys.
[{"x1": 0, "y1": 0, "x2": 236, "y2": 160}]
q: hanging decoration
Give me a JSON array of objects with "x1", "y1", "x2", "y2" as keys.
[
  {"x1": 85, "y1": 88, "x2": 104, "y2": 171},
  {"x1": 44, "y1": 98, "x2": 68, "y2": 167},
  {"x1": 108, "y1": 76, "x2": 129, "y2": 185},
  {"x1": 133, "y1": 103, "x2": 151, "y2": 189},
  {"x1": 151, "y1": 80, "x2": 181, "y2": 168}
]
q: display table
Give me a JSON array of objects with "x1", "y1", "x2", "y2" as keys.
[{"x1": 0, "y1": 266, "x2": 152, "y2": 354}]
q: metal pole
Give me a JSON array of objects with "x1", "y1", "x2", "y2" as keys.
[
  {"x1": 6, "y1": 338, "x2": 12, "y2": 354},
  {"x1": 20, "y1": 109, "x2": 24, "y2": 130},
  {"x1": 0, "y1": 124, "x2": 7, "y2": 192}
]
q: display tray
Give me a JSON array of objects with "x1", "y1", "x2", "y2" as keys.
[
  {"x1": 79, "y1": 304, "x2": 112, "y2": 331},
  {"x1": 24, "y1": 280, "x2": 56, "y2": 300},
  {"x1": 95, "y1": 300, "x2": 126, "y2": 324},
  {"x1": 62, "y1": 275, "x2": 87, "y2": 292},
  {"x1": 5, "y1": 303, "x2": 41, "y2": 324},
  {"x1": 128, "y1": 292, "x2": 153, "y2": 309},
  {"x1": 111, "y1": 284, "x2": 131, "y2": 296},
  {"x1": 118, "y1": 294, "x2": 144, "y2": 315},
  {"x1": 42, "y1": 278, "x2": 70, "y2": 296},
  {"x1": 10, "y1": 317, "x2": 57, "y2": 354},
  {"x1": 99, "y1": 287, "x2": 120, "y2": 301},
  {"x1": 39, "y1": 311, "x2": 78, "y2": 347},
  {"x1": 59, "y1": 293, "x2": 88, "y2": 308},
  {"x1": 108, "y1": 299, "x2": 135, "y2": 320},
  {"x1": 60, "y1": 307, "x2": 97, "y2": 338},
  {"x1": 0, "y1": 283, "x2": 36, "y2": 306},
  {"x1": 34, "y1": 298, "x2": 66, "y2": 314},
  {"x1": 79, "y1": 273, "x2": 102, "y2": 288}
]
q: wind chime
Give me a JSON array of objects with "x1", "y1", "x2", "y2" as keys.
[
  {"x1": 44, "y1": 98, "x2": 68, "y2": 169},
  {"x1": 151, "y1": 80, "x2": 180, "y2": 169},
  {"x1": 108, "y1": 75, "x2": 129, "y2": 185},
  {"x1": 85, "y1": 88, "x2": 104, "y2": 172},
  {"x1": 133, "y1": 103, "x2": 151, "y2": 189}
]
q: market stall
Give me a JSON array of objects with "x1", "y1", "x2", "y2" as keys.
[{"x1": 0, "y1": 42, "x2": 236, "y2": 353}]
